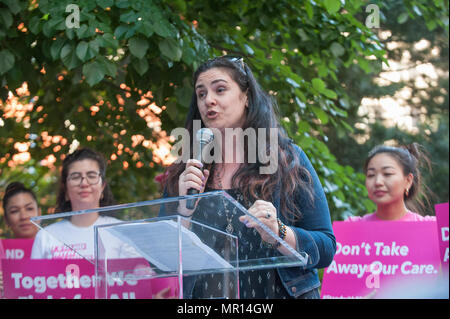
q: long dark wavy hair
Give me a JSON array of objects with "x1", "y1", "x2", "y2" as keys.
[
  {"x1": 164, "y1": 56, "x2": 314, "y2": 221},
  {"x1": 56, "y1": 148, "x2": 116, "y2": 213},
  {"x1": 364, "y1": 143, "x2": 433, "y2": 215}
]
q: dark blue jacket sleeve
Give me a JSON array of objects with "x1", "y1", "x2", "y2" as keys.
[{"x1": 288, "y1": 146, "x2": 336, "y2": 269}]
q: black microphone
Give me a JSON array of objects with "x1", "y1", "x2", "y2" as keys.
[{"x1": 186, "y1": 128, "x2": 215, "y2": 209}]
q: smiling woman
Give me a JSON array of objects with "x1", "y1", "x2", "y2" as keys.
[
  {"x1": 347, "y1": 143, "x2": 436, "y2": 221},
  {"x1": 31, "y1": 148, "x2": 121, "y2": 260},
  {"x1": 2, "y1": 182, "x2": 41, "y2": 239}
]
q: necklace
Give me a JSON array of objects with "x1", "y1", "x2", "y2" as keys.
[{"x1": 215, "y1": 168, "x2": 235, "y2": 234}]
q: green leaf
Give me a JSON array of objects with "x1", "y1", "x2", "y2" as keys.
[
  {"x1": 132, "y1": 57, "x2": 148, "y2": 76},
  {"x1": 60, "y1": 43, "x2": 73, "y2": 60},
  {"x1": 323, "y1": 0, "x2": 341, "y2": 15},
  {"x1": 60, "y1": 43, "x2": 81, "y2": 70},
  {"x1": 305, "y1": 1, "x2": 314, "y2": 19},
  {"x1": 82, "y1": 61, "x2": 105, "y2": 86},
  {"x1": 137, "y1": 20, "x2": 154, "y2": 37},
  {"x1": 51, "y1": 17, "x2": 67, "y2": 31},
  {"x1": 357, "y1": 58, "x2": 371, "y2": 74},
  {"x1": 114, "y1": 25, "x2": 129, "y2": 40},
  {"x1": 340, "y1": 120, "x2": 354, "y2": 133},
  {"x1": 66, "y1": 28, "x2": 75, "y2": 40},
  {"x1": 50, "y1": 38, "x2": 66, "y2": 61},
  {"x1": 174, "y1": 86, "x2": 192, "y2": 108},
  {"x1": 88, "y1": 39, "x2": 100, "y2": 56},
  {"x1": 76, "y1": 41, "x2": 89, "y2": 61},
  {"x1": 129, "y1": 37, "x2": 149, "y2": 59},
  {"x1": 397, "y1": 12, "x2": 409, "y2": 24},
  {"x1": 3, "y1": 0, "x2": 22, "y2": 15},
  {"x1": 323, "y1": 89, "x2": 337, "y2": 99},
  {"x1": 98, "y1": 57, "x2": 117, "y2": 77},
  {"x1": 0, "y1": 50, "x2": 15, "y2": 75},
  {"x1": 330, "y1": 42, "x2": 345, "y2": 57},
  {"x1": 28, "y1": 16, "x2": 42, "y2": 34},
  {"x1": 171, "y1": 0, "x2": 187, "y2": 13},
  {"x1": 101, "y1": 33, "x2": 119, "y2": 49},
  {"x1": 158, "y1": 38, "x2": 182, "y2": 61},
  {"x1": 153, "y1": 19, "x2": 177, "y2": 38},
  {"x1": 42, "y1": 19, "x2": 57, "y2": 37},
  {"x1": 298, "y1": 121, "x2": 311, "y2": 134},
  {"x1": 318, "y1": 64, "x2": 328, "y2": 78},
  {"x1": 312, "y1": 78, "x2": 326, "y2": 92},
  {"x1": 181, "y1": 44, "x2": 195, "y2": 66},
  {"x1": 120, "y1": 11, "x2": 137, "y2": 24},
  {"x1": 125, "y1": 25, "x2": 137, "y2": 38},
  {"x1": 116, "y1": 0, "x2": 130, "y2": 9},
  {"x1": 426, "y1": 20, "x2": 437, "y2": 31},
  {"x1": 76, "y1": 24, "x2": 89, "y2": 39},
  {"x1": 0, "y1": 9, "x2": 13, "y2": 28},
  {"x1": 311, "y1": 106, "x2": 329, "y2": 124}
]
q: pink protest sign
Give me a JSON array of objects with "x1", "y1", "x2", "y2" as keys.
[
  {"x1": 2, "y1": 258, "x2": 178, "y2": 299},
  {"x1": 321, "y1": 221, "x2": 441, "y2": 299},
  {"x1": 1, "y1": 239, "x2": 34, "y2": 260},
  {"x1": 435, "y1": 202, "x2": 449, "y2": 272}
]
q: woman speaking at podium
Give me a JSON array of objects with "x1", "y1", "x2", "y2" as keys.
[{"x1": 162, "y1": 56, "x2": 336, "y2": 299}]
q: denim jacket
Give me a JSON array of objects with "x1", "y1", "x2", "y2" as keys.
[
  {"x1": 273, "y1": 145, "x2": 336, "y2": 297},
  {"x1": 161, "y1": 145, "x2": 336, "y2": 298}
]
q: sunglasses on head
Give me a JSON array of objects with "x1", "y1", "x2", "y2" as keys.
[{"x1": 220, "y1": 55, "x2": 247, "y2": 76}]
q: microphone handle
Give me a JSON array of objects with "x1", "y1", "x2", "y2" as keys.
[{"x1": 186, "y1": 163, "x2": 204, "y2": 209}]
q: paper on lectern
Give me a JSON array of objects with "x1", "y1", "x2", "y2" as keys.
[{"x1": 101, "y1": 220, "x2": 233, "y2": 272}]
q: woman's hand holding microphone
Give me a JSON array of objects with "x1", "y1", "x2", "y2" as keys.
[{"x1": 178, "y1": 159, "x2": 210, "y2": 216}]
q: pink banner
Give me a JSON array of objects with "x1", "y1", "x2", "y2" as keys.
[
  {"x1": 321, "y1": 221, "x2": 442, "y2": 299},
  {"x1": 2, "y1": 258, "x2": 178, "y2": 299},
  {"x1": 435, "y1": 202, "x2": 449, "y2": 273},
  {"x1": 1, "y1": 239, "x2": 34, "y2": 260}
]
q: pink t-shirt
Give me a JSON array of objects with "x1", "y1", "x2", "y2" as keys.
[{"x1": 347, "y1": 211, "x2": 436, "y2": 222}]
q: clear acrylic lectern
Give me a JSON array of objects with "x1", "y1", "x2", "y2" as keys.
[{"x1": 31, "y1": 191, "x2": 311, "y2": 299}]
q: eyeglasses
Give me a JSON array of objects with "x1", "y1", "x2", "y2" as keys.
[{"x1": 67, "y1": 172, "x2": 102, "y2": 186}]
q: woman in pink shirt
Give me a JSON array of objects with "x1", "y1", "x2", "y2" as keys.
[{"x1": 348, "y1": 143, "x2": 435, "y2": 222}]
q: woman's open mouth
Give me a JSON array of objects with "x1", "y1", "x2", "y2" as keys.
[{"x1": 206, "y1": 110, "x2": 218, "y2": 119}]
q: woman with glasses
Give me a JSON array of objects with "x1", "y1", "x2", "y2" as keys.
[
  {"x1": 31, "y1": 148, "x2": 118, "y2": 260},
  {"x1": 162, "y1": 56, "x2": 336, "y2": 299},
  {"x1": 30, "y1": 148, "x2": 177, "y2": 298}
]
